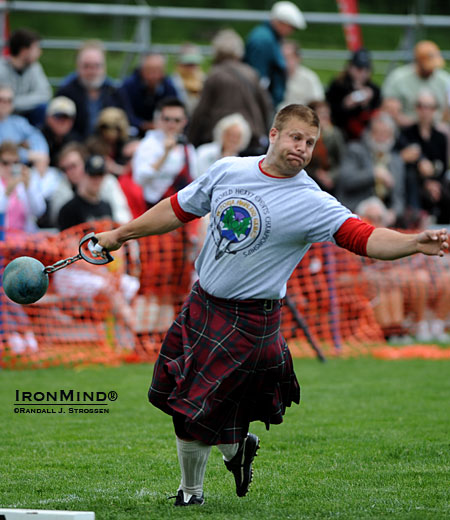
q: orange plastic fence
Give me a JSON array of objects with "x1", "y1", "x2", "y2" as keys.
[{"x1": 0, "y1": 222, "x2": 449, "y2": 368}]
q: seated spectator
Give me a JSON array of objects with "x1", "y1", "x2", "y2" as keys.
[
  {"x1": 56, "y1": 40, "x2": 137, "y2": 141},
  {"x1": 40, "y1": 96, "x2": 78, "y2": 167},
  {"x1": 171, "y1": 43, "x2": 205, "y2": 117},
  {"x1": 57, "y1": 154, "x2": 113, "y2": 231},
  {"x1": 86, "y1": 107, "x2": 130, "y2": 177},
  {"x1": 396, "y1": 90, "x2": 449, "y2": 226},
  {"x1": 307, "y1": 100, "x2": 346, "y2": 195},
  {"x1": 336, "y1": 111, "x2": 405, "y2": 226},
  {"x1": 45, "y1": 142, "x2": 131, "y2": 227},
  {"x1": 356, "y1": 196, "x2": 450, "y2": 342},
  {"x1": 0, "y1": 28, "x2": 51, "y2": 127},
  {"x1": 326, "y1": 48, "x2": 381, "y2": 141},
  {"x1": 0, "y1": 140, "x2": 45, "y2": 233},
  {"x1": 188, "y1": 28, "x2": 273, "y2": 155},
  {"x1": 115, "y1": 138, "x2": 146, "y2": 219},
  {"x1": 196, "y1": 113, "x2": 252, "y2": 176},
  {"x1": 278, "y1": 40, "x2": 325, "y2": 109},
  {"x1": 0, "y1": 84, "x2": 49, "y2": 174},
  {"x1": 382, "y1": 40, "x2": 449, "y2": 128},
  {"x1": 133, "y1": 97, "x2": 196, "y2": 208},
  {"x1": 120, "y1": 52, "x2": 178, "y2": 136}
]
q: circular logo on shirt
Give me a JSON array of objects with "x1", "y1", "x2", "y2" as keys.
[{"x1": 212, "y1": 198, "x2": 262, "y2": 259}]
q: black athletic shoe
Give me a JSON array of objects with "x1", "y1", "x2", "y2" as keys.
[
  {"x1": 224, "y1": 433, "x2": 260, "y2": 497},
  {"x1": 169, "y1": 489, "x2": 205, "y2": 506}
]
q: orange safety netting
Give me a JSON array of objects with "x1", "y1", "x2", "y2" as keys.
[{"x1": 0, "y1": 221, "x2": 449, "y2": 369}]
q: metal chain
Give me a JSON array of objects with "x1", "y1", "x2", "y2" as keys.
[{"x1": 43, "y1": 254, "x2": 82, "y2": 274}]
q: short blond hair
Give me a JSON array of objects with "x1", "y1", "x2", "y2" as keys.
[{"x1": 273, "y1": 104, "x2": 320, "y2": 132}]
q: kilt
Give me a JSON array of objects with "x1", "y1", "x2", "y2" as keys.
[{"x1": 148, "y1": 281, "x2": 300, "y2": 445}]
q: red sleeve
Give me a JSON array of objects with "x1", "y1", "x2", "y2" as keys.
[
  {"x1": 170, "y1": 193, "x2": 199, "y2": 223},
  {"x1": 334, "y1": 218, "x2": 375, "y2": 256}
]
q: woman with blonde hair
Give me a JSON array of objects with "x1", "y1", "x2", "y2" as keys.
[
  {"x1": 196, "y1": 113, "x2": 252, "y2": 176},
  {"x1": 86, "y1": 106, "x2": 131, "y2": 176}
]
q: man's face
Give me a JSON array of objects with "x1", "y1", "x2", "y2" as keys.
[
  {"x1": 140, "y1": 55, "x2": 165, "y2": 89},
  {"x1": 157, "y1": 106, "x2": 187, "y2": 137},
  {"x1": 24, "y1": 41, "x2": 42, "y2": 65},
  {"x1": 268, "y1": 117, "x2": 319, "y2": 177},
  {"x1": 47, "y1": 114, "x2": 74, "y2": 137},
  {"x1": 0, "y1": 88, "x2": 14, "y2": 120},
  {"x1": 59, "y1": 150, "x2": 85, "y2": 185},
  {"x1": 0, "y1": 151, "x2": 20, "y2": 178},
  {"x1": 77, "y1": 48, "x2": 105, "y2": 89},
  {"x1": 415, "y1": 94, "x2": 437, "y2": 125}
]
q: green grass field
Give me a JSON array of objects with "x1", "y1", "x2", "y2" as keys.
[{"x1": 1, "y1": 358, "x2": 449, "y2": 519}]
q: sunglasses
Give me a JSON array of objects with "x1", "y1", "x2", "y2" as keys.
[
  {"x1": 416, "y1": 103, "x2": 437, "y2": 110},
  {"x1": 0, "y1": 159, "x2": 20, "y2": 166},
  {"x1": 99, "y1": 123, "x2": 121, "y2": 131},
  {"x1": 60, "y1": 162, "x2": 80, "y2": 173},
  {"x1": 0, "y1": 97, "x2": 13, "y2": 103}
]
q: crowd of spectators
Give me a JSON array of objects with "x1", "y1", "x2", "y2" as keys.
[{"x1": 0, "y1": 2, "x2": 449, "y2": 340}]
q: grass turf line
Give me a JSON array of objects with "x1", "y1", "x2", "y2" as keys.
[{"x1": 1, "y1": 358, "x2": 449, "y2": 519}]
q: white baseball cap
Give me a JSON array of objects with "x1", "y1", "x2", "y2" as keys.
[{"x1": 271, "y1": 1, "x2": 307, "y2": 30}]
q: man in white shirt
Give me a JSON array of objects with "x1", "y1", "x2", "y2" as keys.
[
  {"x1": 133, "y1": 97, "x2": 197, "y2": 208},
  {"x1": 278, "y1": 40, "x2": 325, "y2": 109}
]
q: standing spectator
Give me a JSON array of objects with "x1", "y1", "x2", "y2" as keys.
[
  {"x1": 171, "y1": 43, "x2": 205, "y2": 117},
  {"x1": 0, "y1": 85, "x2": 49, "y2": 174},
  {"x1": 396, "y1": 90, "x2": 448, "y2": 225},
  {"x1": 40, "y1": 96, "x2": 78, "y2": 167},
  {"x1": 0, "y1": 28, "x2": 52, "y2": 127},
  {"x1": 133, "y1": 97, "x2": 196, "y2": 208},
  {"x1": 196, "y1": 113, "x2": 252, "y2": 176},
  {"x1": 56, "y1": 40, "x2": 137, "y2": 141},
  {"x1": 0, "y1": 140, "x2": 45, "y2": 233},
  {"x1": 336, "y1": 111, "x2": 405, "y2": 226},
  {"x1": 57, "y1": 154, "x2": 113, "y2": 231},
  {"x1": 326, "y1": 48, "x2": 381, "y2": 141},
  {"x1": 382, "y1": 40, "x2": 449, "y2": 128},
  {"x1": 46, "y1": 142, "x2": 131, "y2": 227},
  {"x1": 86, "y1": 107, "x2": 130, "y2": 177},
  {"x1": 120, "y1": 53, "x2": 179, "y2": 136},
  {"x1": 278, "y1": 40, "x2": 325, "y2": 108},
  {"x1": 244, "y1": 1, "x2": 306, "y2": 107},
  {"x1": 188, "y1": 28, "x2": 273, "y2": 155}
]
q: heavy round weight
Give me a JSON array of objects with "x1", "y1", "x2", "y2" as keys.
[{"x1": 2, "y1": 256, "x2": 49, "y2": 305}]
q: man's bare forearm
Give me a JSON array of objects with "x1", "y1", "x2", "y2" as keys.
[
  {"x1": 95, "y1": 198, "x2": 184, "y2": 252},
  {"x1": 366, "y1": 227, "x2": 448, "y2": 260}
]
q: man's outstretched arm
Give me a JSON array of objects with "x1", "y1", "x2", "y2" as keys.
[
  {"x1": 366, "y1": 227, "x2": 448, "y2": 260},
  {"x1": 95, "y1": 197, "x2": 183, "y2": 252}
]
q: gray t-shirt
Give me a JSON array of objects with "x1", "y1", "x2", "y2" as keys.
[{"x1": 178, "y1": 155, "x2": 355, "y2": 299}]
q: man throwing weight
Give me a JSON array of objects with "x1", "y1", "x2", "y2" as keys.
[{"x1": 95, "y1": 104, "x2": 448, "y2": 506}]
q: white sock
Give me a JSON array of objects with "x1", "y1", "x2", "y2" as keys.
[
  {"x1": 176, "y1": 437, "x2": 212, "y2": 497},
  {"x1": 217, "y1": 442, "x2": 239, "y2": 461}
]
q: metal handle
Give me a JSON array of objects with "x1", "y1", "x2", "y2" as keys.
[{"x1": 79, "y1": 232, "x2": 114, "y2": 265}]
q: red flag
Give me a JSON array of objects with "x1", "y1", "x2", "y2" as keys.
[
  {"x1": 336, "y1": 0, "x2": 363, "y2": 51},
  {"x1": 0, "y1": 0, "x2": 9, "y2": 56}
]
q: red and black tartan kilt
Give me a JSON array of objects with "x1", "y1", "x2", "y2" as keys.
[{"x1": 148, "y1": 282, "x2": 300, "y2": 445}]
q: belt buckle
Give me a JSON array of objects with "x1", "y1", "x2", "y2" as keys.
[{"x1": 264, "y1": 299, "x2": 274, "y2": 312}]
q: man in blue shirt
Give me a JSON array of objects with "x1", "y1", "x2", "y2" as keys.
[
  {"x1": 0, "y1": 85, "x2": 49, "y2": 174},
  {"x1": 120, "y1": 53, "x2": 179, "y2": 137}
]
